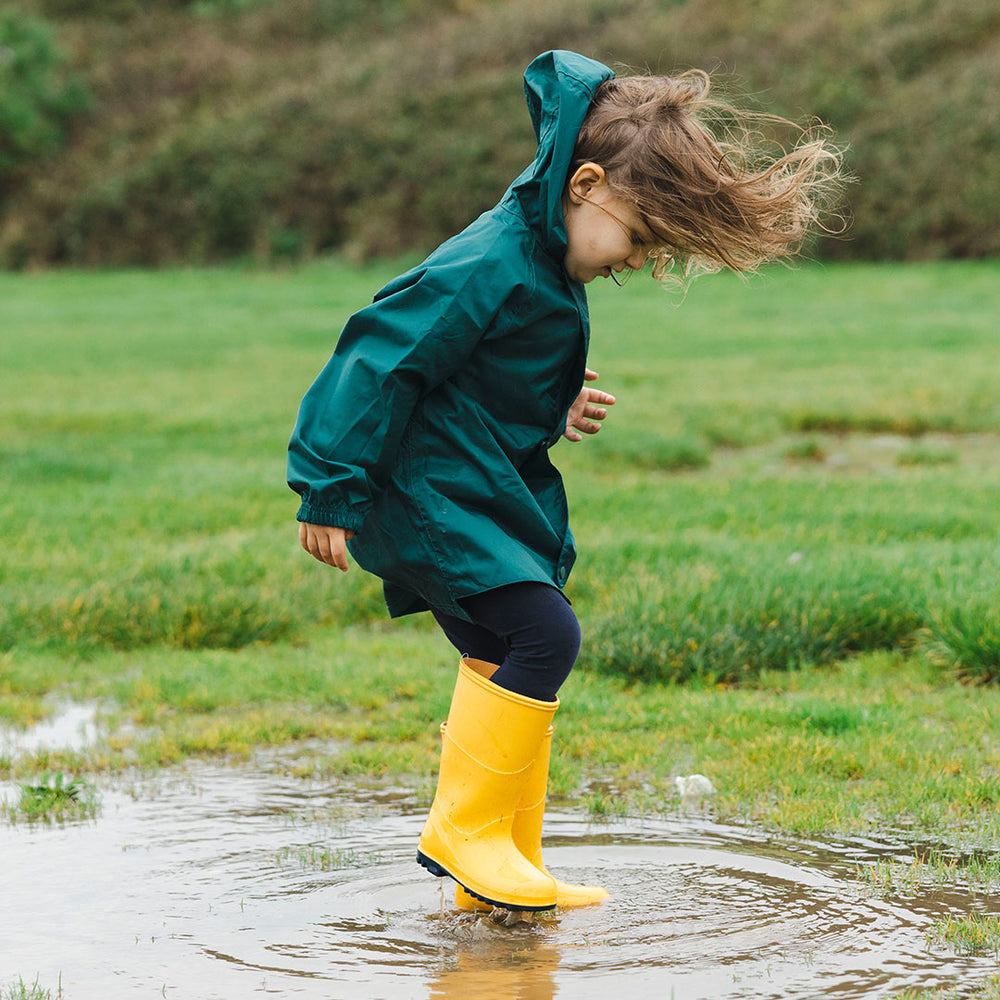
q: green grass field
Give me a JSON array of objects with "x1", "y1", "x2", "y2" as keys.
[{"x1": 2, "y1": 258, "x2": 999, "y2": 861}]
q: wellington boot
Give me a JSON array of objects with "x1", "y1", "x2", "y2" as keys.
[
  {"x1": 417, "y1": 657, "x2": 558, "y2": 911},
  {"x1": 453, "y1": 726, "x2": 610, "y2": 911},
  {"x1": 452, "y1": 660, "x2": 610, "y2": 912}
]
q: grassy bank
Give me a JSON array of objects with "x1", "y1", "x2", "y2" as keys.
[
  {"x1": 5, "y1": 0, "x2": 1000, "y2": 266},
  {"x1": 3, "y1": 259, "x2": 999, "y2": 678},
  {"x1": 1, "y1": 259, "x2": 999, "y2": 840}
]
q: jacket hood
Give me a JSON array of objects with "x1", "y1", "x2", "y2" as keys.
[{"x1": 509, "y1": 50, "x2": 615, "y2": 260}]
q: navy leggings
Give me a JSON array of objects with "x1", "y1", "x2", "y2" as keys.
[{"x1": 431, "y1": 582, "x2": 581, "y2": 702}]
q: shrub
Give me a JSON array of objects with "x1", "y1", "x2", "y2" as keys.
[
  {"x1": 5, "y1": 0, "x2": 1000, "y2": 265},
  {"x1": 0, "y1": 7, "x2": 90, "y2": 182}
]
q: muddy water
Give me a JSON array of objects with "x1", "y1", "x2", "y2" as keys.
[{"x1": 2, "y1": 746, "x2": 998, "y2": 999}]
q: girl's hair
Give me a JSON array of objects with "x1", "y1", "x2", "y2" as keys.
[{"x1": 572, "y1": 70, "x2": 848, "y2": 283}]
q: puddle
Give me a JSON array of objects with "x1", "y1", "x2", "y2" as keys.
[
  {"x1": 0, "y1": 701, "x2": 102, "y2": 756},
  {"x1": 2, "y1": 752, "x2": 998, "y2": 999}
]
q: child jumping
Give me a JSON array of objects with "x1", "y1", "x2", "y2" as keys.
[{"x1": 288, "y1": 50, "x2": 843, "y2": 913}]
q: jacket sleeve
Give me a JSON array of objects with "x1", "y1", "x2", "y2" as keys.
[{"x1": 287, "y1": 248, "x2": 517, "y2": 530}]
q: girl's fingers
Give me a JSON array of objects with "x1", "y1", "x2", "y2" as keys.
[{"x1": 301, "y1": 523, "x2": 321, "y2": 559}]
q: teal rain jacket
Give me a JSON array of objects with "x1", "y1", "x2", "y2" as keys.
[{"x1": 288, "y1": 50, "x2": 615, "y2": 621}]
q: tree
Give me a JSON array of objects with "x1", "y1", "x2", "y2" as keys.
[{"x1": 0, "y1": 7, "x2": 91, "y2": 191}]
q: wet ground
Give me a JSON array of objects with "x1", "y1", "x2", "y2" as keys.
[{"x1": 2, "y1": 709, "x2": 999, "y2": 999}]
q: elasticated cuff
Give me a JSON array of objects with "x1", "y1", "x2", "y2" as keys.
[{"x1": 295, "y1": 502, "x2": 365, "y2": 532}]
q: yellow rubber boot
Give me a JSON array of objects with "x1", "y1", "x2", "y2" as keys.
[
  {"x1": 452, "y1": 660, "x2": 610, "y2": 911},
  {"x1": 417, "y1": 657, "x2": 558, "y2": 911},
  {"x1": 454, "y1": 725, "x2": 610, "y2": 910}
]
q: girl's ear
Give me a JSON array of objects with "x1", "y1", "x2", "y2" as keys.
[{"x1": 566, "y1": 162, "x2": 607, "y2": 204}]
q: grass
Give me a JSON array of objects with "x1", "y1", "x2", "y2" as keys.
[
  {"x1": 3, "y1": 259, "x2": 1000, "y2": 679},
  {"x1": 0, "y1": 259, "x2": 998, "y2": 779},
  {"x1": 274, "y1": 844, "x2": 384, "y2": 871},
  {"x1": 929, "y1": 914, "x2": 1000, "y2": 958},
  {"x1": 0, "y1": 259, "x2": 997, "y2": 810},
  {"x1": 5, "y1": 771, "x2": 99, "y2": 824},
  {"x1": 861, "y1": 850, "x2": 1000, "y2": 896},
  {"x1": 1, "y1": 977, "x2": 62, "y2": 1000},
  {"x1": 3, "y1": 256, "x2": 998, "y2": 996},
  {"x1": 895, "y1": 976, "x2": 1000, "y2": 1000}
]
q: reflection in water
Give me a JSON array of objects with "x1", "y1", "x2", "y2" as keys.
[
  {"x1": 428, "y1": 932, "x2": 559, "y2": 1000},
  {"x1": 2, "y1": 751, "x2": 998, "y2": 999}
]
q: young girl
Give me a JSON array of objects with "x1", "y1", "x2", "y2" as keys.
[{"x1": 288, "y1": 50, "x2": 842, "y2": 913}]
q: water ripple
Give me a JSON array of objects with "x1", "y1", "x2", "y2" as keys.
[{"x1": 2, "y1": 755, "x2": 997, "y2": 999}]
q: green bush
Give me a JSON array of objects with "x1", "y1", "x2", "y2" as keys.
[
  {"x1": 5, "y1": 0, "x2": 998, "y2": 266},
  {"x1": 0, "y1": 7, "x2": 90, "y2": 181}
]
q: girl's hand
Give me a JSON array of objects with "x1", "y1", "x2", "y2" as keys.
[
  {"x1": 299, "y1": 522, "x2": 355, "y2": 572},
  {"x1": 563, "y1": 368, "x2": 615, "y2": 442}
]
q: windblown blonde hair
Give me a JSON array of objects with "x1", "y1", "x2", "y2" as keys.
[{"x1": 572, "y1": 70, "x2": 848, "y2": 283}]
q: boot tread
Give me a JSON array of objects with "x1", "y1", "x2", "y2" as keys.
[{"x1": 416, "y1": 851, "x2": 556, "y2": 912}]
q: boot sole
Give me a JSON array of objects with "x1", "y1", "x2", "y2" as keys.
[{"x1": 416, "y1": 850, "x2": 556, "y2": 912}]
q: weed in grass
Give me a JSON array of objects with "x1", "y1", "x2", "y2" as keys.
[
  {"x1": 784, "y1": 437, "x2": 826, "y2": 462},
  {"x1": 26, "y1": 580, "x2": 295, "y2": 654},
  {"x1": 861, "y1": 848, "x2": 1000, "y2": 896},
  {"x1": 959, "y1": 853, "x2": 1000, "y2": 888},
  {"x1": 275, "y1": 844, "x2": 383, "y2": 871},
  {"x1": 928, "y1": 913, "x2": 1000, "y2": 957},
  {"x1": 922, "y1": 599, "x2": 1000, "y2": 684},
  {"x1": 2, "y1": 976, "x2": 62, "y2": 1000},
  {"x1": 583, "y1": 788, "x2": 629, "y2": 819},
  {"x1": 790, "y1": 410, "x2": 945, "y2": 438},
  {"x1": 895, "y1": 974, "x2": 1000, "y2": 1000},
  {"x1": 896, "y1": 444, "x2": 959, "y2": 467},
  {"x1": 588, "y1": 429, "x2": 710, "y2": 473},
  {"x1": 781, "y1": 703, "x2": 872, "y2": 736},
  {"x1": 6, "y1": 772, "x2": 99, "y2": 823},
  {"x1": 860, "y1": 857, "x2": 924, "y2": 896}
]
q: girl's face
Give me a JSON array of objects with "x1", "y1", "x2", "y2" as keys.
[{"x1": 562, "y1": 165, "x2": 657, "y2": 284}]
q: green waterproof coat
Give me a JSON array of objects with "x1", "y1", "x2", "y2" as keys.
[{"x1": 287, "y1": 50, "x2": 615, "y2": 621}]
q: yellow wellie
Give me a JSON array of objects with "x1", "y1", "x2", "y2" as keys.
[
  {"x1": 417, "y1": 657, "x2": 559, "y2": 911},
  {"x1": 453, "y1": 659, "x2": 610, "y2": 911},
  {"x1": 453, "y1": 724, "x2": 610, "y2": 911}
]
